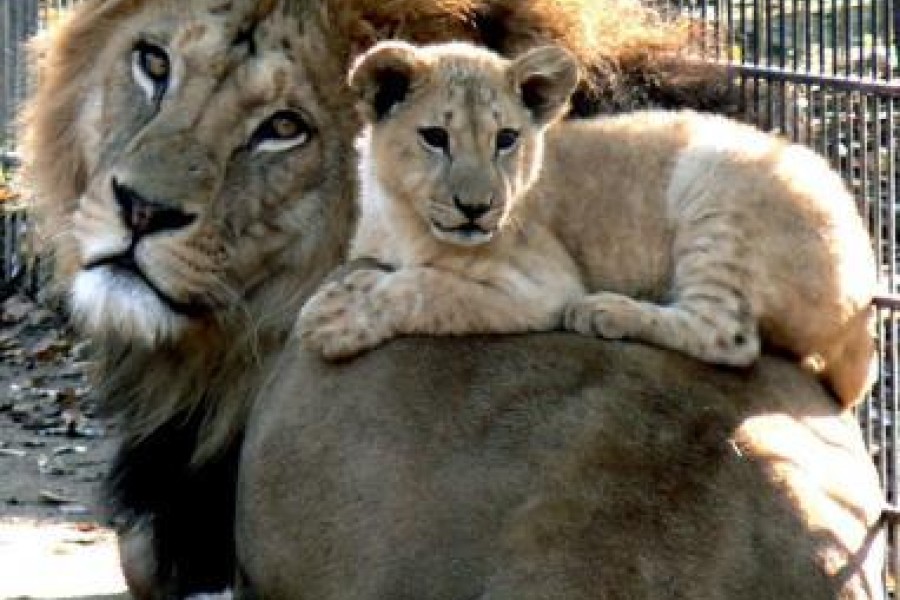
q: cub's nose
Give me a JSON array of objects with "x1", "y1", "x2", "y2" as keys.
[
  {"x1": 453, "y1": 194, "x2": 492, "y2": 222},
  {"x1": 113, "y1": 178, "x2": 197, "y2": 237}
]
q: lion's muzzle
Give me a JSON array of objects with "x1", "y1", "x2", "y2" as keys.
[{"x1": 113, "y1": 178, "x2": 198, "y2": 238}]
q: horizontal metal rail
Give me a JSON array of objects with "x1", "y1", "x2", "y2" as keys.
[
  {"x1": 727, "y1": 63, "x2": 900, "y2": 96},
  {"x1": 875, "y1": 292, "x2": 900, "y2": 310}
]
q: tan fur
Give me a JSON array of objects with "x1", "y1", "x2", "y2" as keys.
[
  {"x1": 19, "y1": 2, "x2": 735, "y2": 594},
  {"x1": 298, "y1": 41, "x2": 878, "y2": 408},
  {"x1": 20, "y1": 0, "x2": 732, "y2": 464},
  {"x1": 18, "y1": 0, "x2": 884, "y2": 598}
]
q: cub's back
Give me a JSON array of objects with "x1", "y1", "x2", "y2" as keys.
[
  {"x1": 541, "y1": 110, "x2": 871, "y2": 308},
  {"x1": 540, "y1": 111, "x2": 695, "y2": 297}
]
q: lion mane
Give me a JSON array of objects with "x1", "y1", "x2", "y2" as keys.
[{"x1": 17, "y1": 0, "x2": 882, "y2": 598}]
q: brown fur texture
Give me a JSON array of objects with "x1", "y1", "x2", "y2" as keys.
[
  {"x1": 17, "y1": 0, "x2": 882, "y2": 598},
  {"x1": 315, "y1": 0, "x2": 733, "y2": 114},
  {"x1": 239, "y1": 334, "x2": 886, "y2": 600},
  {"x1": 19, "y1": 0, "x2": 733, "y2": 466},
  {"x1": 299, "y1": 41, "x2": 877, "y2": 407}
]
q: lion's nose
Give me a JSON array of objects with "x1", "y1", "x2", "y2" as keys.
[
  {"x1": 113, "y1": 178, "x2": 197, "y2": 237},
  {"x1": 453, "y1": 194, "x2": 492, "y2": 221}
]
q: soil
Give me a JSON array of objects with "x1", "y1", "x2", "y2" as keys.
[{"x1": 0, "y1": 294, "x2": 129, "y2": 600}]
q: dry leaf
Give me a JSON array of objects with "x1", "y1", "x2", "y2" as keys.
[{"x1": 0, "y1": 185, "x2": 18, "y2": 203}]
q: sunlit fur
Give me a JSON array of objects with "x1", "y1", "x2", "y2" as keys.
[
  {"x1": 18, "y1": 0, "x2": 735, "y2": 594},
  {"x1": 17, "y1": 1, "x2": 878, "y2": 597},
  {"x1": 20, "y1": 0, "x2": 733, "y2": 462},
  {"x1": 300, "y1": 41, "x2": 877, "y2": 408}
]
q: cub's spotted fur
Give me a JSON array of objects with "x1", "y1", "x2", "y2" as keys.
[{"x1": 298, "y1": 41, "x2": 877, "y2": 407}]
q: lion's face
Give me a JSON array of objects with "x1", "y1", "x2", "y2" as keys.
[
  {"x1": 26, "y1": 0, "x2": 356, "y2": 346},
  {"x1": 349, "y1": 42, "x2": 578, "y2": 247}
]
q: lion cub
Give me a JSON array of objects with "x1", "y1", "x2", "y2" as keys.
[{"x1": 298, "y1": 40, "x2": 877, "y2": 407}]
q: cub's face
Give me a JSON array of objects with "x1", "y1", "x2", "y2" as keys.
[{"x1": 350, "y1": 42, "x2": 579, "y2": 247}]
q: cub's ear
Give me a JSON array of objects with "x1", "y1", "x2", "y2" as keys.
[
  {"x1": 507, "y1": 46, "x2": 579, "y2": 126},
  {"x1": 348, "y1": 41, "x2": 428, "y2": 123}
]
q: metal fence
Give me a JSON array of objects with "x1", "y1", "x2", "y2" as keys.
[
  {"x1": 1, "y1": 0, "x2": 36, "y2": 155},
  {"x1": 0, "y1": 0, "x2": 37, "y2": 293},
  {"x1": 2, "y1": 0, "x2": 900, "y2": 593},
  {"x1": 663, "y1": 0, "x2": 900, "y2": 592},
  {"x1": 0, "y1": 0, "x2": 78, "y2": 294}
]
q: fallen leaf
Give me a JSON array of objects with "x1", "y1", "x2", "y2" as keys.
[
  {"x1": 29, "y1": 333, "x2": 67, "y2": 362},
  {"x1": 39, "y1": 489, "x2": 78, "y2": 505},
  {"x1": 0, "y1": 185, "x2": 18, "y2": 203}
]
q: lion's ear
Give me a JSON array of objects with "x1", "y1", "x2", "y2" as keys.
[
  {"x1": 349, "y1": 41, "x2": 428, "y2": 123},
  {"x1": 507, "y1": 46, "x2": 579, "y2": 126}
]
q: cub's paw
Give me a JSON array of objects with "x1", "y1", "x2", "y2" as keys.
[
  {"x1": 563, "y1": 293, "x2": 644, "y2": 340},
  {"x1": 296, "y1": 269, "x2": 396, "y2": 360}
]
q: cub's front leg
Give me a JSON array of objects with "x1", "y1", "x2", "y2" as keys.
[
  {"x1": 297, "y1": 266, "x2": 565, "y2": 360},
  {"x1": 296, "y1": 268, "x2": 407, "y2": 359}
]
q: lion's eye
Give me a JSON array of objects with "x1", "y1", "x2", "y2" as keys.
[
  {"x1": 418, "y1": 127, "x2": 449, "y2": 152},
  {"x1": 270, "y1": 115, "x2": 301, "y2": 139},
  {"x1": 252, "y1": 110, "x2": 312, "y2": 152},
  {"x1": 133, "y1": 41, "x2": 171, "y2": 93},
  {"x1": 495, "y1": 128, "x2": 520, "y2": 154}
]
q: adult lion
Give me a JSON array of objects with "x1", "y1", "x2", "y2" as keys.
[
  {"x1": 18, "y1": 0, "x2": 884, "y2": 598},
  {"x1": 240, "y1": 336, "x2": 886, "y2": 600}
]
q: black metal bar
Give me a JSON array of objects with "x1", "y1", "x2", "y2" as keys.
[
  {"x1": 726, "y1": 0, "x2": 735, "y2": 63},
  {"x1": 819, "y1": 0, "x2": 827, "y2": 73},
  {"x1": 858, "y1": 0, "x2": 866, "y2": 78},
  {"x1": 831, "y1": 0, "x2": 838, "y2": 76},
  {"x1": 872, "y1": 0, "x2": 881, "y2": 79},
  {"x1": 885, "y1": 0, "x2": 895, "y2": 81},
  {"x1": 874, "y1": 92, "x2": 885, "y2": 287},
  {"x1": 894, "y1": 0, "x2": 900, "y2": 80},
  {"x1": 861, "y1": 91, "x2": 871, "y2": 232},
  {"x1": 805, "y1": 0, "x2": 813, "y2": 73},
  {"x1": 875, "y1": 294, "x2": 900, "y2": 311},
  {"x1": 843, "y1": 0, "x2": 851, "y2": 77},
  {"x1": 888, "y1": 96, "x2": 897, "y2": 293},
  {"x1": 740, "y1": 0, "x2": 748, "y2": 112},
  {"x1": 754, "y1": 0, "x2": 762, "y2": 65}
]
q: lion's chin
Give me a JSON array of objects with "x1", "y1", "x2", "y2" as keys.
[{"x1": 71, "y1": 267, "x2": 189, "y2": 347}]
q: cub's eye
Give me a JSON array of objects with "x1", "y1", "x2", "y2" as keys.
[
  {"x1": 495, "y1": 128, "x2": 520, "y2": 154},
  {"x1": 251, "y1": 110, "x2": 313, "y2": 152},
  {"x1": 418, "y1": 127, "x2": 449, "y2": 152},
  {"x1": 133, "y1": 41, "x2": 171, "y2": 93}
]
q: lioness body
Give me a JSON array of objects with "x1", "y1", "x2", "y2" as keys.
[
  {"x1": 300, "y1": 42, "x2": 877, "y2": 407},
  {"x1": 240, "y1": 335, "x2": 886, "y2": 600}
]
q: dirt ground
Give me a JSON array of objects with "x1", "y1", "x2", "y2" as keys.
[{"x1": 0, "y1": 294, "x2": 129, "y2": 600}]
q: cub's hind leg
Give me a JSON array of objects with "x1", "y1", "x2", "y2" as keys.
[
  {"x1": 564, "y1": 211, "x2": 761, "y2": 367},
  {"x1": 563, "y1": 288, "x2": 760, "y2": 367}
]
